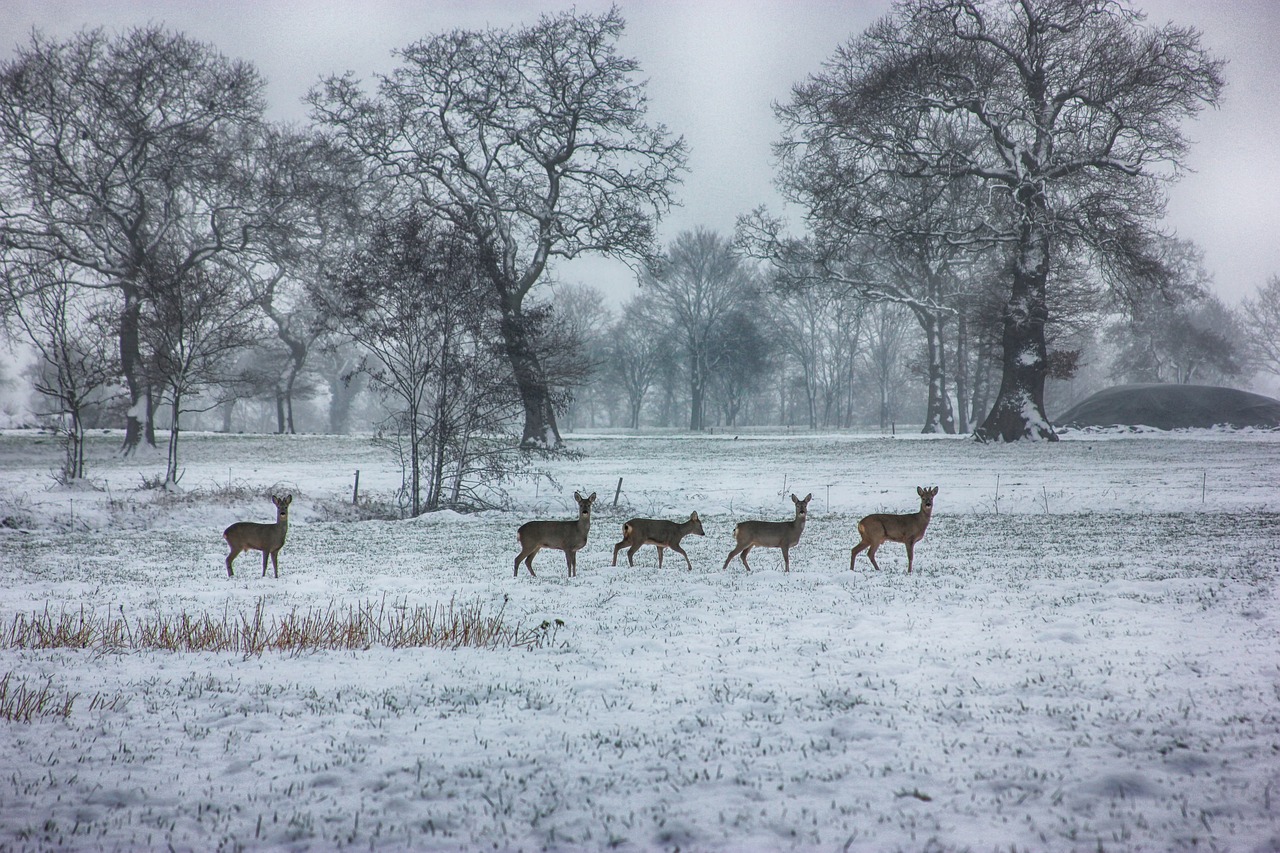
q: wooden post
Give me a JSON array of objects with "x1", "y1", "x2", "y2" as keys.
[
  {"x1": 612, "y1": 477, "x2": 623, "y2": 508},
  {"x1": 353, "y1": 470, "x2": 360, "y2": 506}
]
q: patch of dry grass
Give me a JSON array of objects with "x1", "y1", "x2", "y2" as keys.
[{"x1": 1, "y1": 597, "x2": 561, "y2": 656}]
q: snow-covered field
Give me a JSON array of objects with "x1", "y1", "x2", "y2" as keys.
[{"x1": 0, "y1": 428, "x2": 1277, "y2": 851}]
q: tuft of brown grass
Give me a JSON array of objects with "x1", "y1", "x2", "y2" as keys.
[{"x1": 1, "y1": 597, "x2": 561, "y2": 656}]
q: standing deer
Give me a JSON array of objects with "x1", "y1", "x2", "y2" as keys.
[
  {"x1": 849, "y1": 486, "x2": 938, "y2": 574},
  {"x1": 514, "y1": 491, "x2": 597, "y2": 578},
  {"x1": 722, "y1": 493, "x2": 811, "y2": 572},
  {"x1": 224, "y1": 493, "x2": 292, "y2": 578},
  {"x1": 612, "y1": 511, "x2": 705, "y2": 570}
]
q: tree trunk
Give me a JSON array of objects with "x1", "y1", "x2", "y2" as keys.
[
  {"x1": 689, "y1": 366, "x2": 705, "y2": 431},
  {"x1": 275, "y1": 392, "x2": 286, "y2": 434},
  {"x1": 119, "y1": 286, "x2": 156, "y2": 455},
  {"x1": 954, "y1": 312, "x2": 971, "y2": 434},
  {"x1": 165, "y1": 394, "x2": 181, "y2": 486},
  {"x1": 975, "y1": 220, "x2": 1057, "y2": 442},
  {"x1": 498, "y1": 303, "x2": 562, "y2": 449},
  {"x1": 920, "y1": 311, "x2": 956, "y2": 434},
  {"x1": 327, "y1": 370, "x2": 359, "y2": 435}
]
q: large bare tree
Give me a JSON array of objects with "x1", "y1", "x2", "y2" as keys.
[
  {"x1": 0, "y1": 26, "x2": 270, "y2": 453},
  {"x1": 776, "y1": 0, "x2": 1223, "y2": 441},
  {"x1": 309, "y1": 7, "x2": 686, "y2": 449}
]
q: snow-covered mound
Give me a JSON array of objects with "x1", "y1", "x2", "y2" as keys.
[{"x1": 1054, "y1": 383, "x2": 1280, "y2": 430}]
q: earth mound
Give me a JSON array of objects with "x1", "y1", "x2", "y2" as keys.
[{"x1": 1054, "y1": 383, "x2": 1280, "y2": 431}]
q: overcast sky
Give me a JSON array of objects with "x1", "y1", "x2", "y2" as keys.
[{"x1": 2, "y1": 0, "x2": 1277, "y2": 307}]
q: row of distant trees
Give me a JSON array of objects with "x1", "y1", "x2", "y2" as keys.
[
  {"x1": 4, "y1": 2, "x2": 1280, "y2": 509},
  {"x1": 554, "y1": 228, "x2": 1277, "y2": 434}
]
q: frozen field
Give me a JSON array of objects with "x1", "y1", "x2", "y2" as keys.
[{"x1": 0, "y1": 428, "x2": 1277, "y2": 851}]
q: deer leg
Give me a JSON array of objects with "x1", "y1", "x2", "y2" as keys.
[
  {"x1": 627, "y1": 543, "x2": 642, "y2": 567},
  {"x1": 905, "y1": 541, "x2": 914, "y2": 574},
  {"x1": 612, "y1": 540, "x2": 626, "y2": 566},
  {"x1": 850, "y1": 539, "x2": 868, "y2": 571},
  {"x1": 515, "y1": 546, "x2": 538, "y2": 577},
  {"x1": 866, "y1": 545, "x2": 882, "y2": 571},
  {"x1": 722, "y1": 546, "x2": 743, "y2": 571},
  {"x1": 739, "y1": 546, "x2": 753, "y2": 572},
  {"x1": 671, "y1": 543, "x2": 692, "y2": 571},
  {"x1": 271, "y1": 550, "x2": 280, "y2": 578},
  {"x1": 261, "y1": 549, "x2": 269, "y2": 577},
  {"x1": 566, "y1": 549, "x2": 576, "y2": 578},
  {"x1": 781, "y1": 544, "x2": 791, "y2": 573},
  {"x1": 226, "y1": 548, "x2": 237, "y2": 577},
  {"x1": 657, "y1": 546, "x2": 665, "y2": 569}
]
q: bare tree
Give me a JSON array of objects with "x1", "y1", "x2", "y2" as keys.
[
  {"x1": 0, "y1": 26, "x2": 271, "y2": 454},
  {"x1": 642, "y1": 228, "x2": 757, "y2": 431},
  {"x1": 863, "y1": 303, "x2": 917, "y2": 430},
  {"x1": 144, "y1": 258, "x2": 262, "y2": 487},
  {"x1": 325, "y1": 213, "x2": 522, "y2": 516},
  {"x1": 707, "y1": 309, "x2": 773, "y2": 427},
  {"x1": 1241, "y1": 275, "x2": 1280, "y2": 388},
  {"x1": 309, "y1": 7, "x2": 686, "y2": 449},
  {"x1": 1111, "y1": 292, "x2": 1245, "y2": 386},
  {"x1": 605, "y1": 295, "x2": 667, "y2": 429},
  {"x1": 549, "y1": 283, "x2": 614, "y2": 432},
  {"x1": 2, "y1": 256, "x2": 120, "y2": 481},
  {"x1": 775, "y1": 0, "x2": 1224, "y2": 441},
  {"x1": 235, "y1": 128, "x2": 366, "y2": 434}
]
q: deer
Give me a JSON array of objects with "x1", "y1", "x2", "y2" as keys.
[
  {"x1": 224, "y1": 493, "x2": 292, "y2": 578},
  {"x1": 514, "y1": 491, "x2": 597, "y2": 578},
  {"x1": 722, "y1": 493, "x2": 811, "y2": 572},
  {"x1": 849, "y1": 486, "x2": 938, "y2": 574},
  {"x1": 612, "y1": 511, "x2": 705, "y2": 571}
]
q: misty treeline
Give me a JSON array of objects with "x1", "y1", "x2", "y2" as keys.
[{"x1": 1, "y1": 3, "x2": 1276, "y2": 504}]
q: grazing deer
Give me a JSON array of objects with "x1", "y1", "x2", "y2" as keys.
[
  {"x1": 514, "y1": 491, "x2": 597, "y2": 578},
  {"x1": 612, "y1": 511, "x2": 705, "y2": 571},
  {"x1": 849, "y1": 486, "x2": 938, "y2": 574},
  {"x1": 722, "y1": 493, "x2": 812, "y2": 572},
  {"x1": 224, "y1": 493, "x2": 292, "y2": 578}
]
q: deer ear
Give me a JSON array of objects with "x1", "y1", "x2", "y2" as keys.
[
  {"x1": 917, "y1": 486, "x2": 925, "y2": 496},
  {"x1": 790, "y1": 493, "x2": 799, "y2": 501},
  {"x1": 587, "y1": 492, "x2": 597, "y2": 502},
  {"x1": 803, "y1": 493, "x2": 812, "y2": 502},
  {"x1": 574, "y1": 490, "x2": 583, "y2": 501},
  {"x1": 690, "y1": 511, "x2": 699, "y2": 520}
]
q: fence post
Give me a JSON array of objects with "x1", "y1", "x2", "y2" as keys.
[
  {"x1": 353, "y1": 470, "x2": 360, "y2": 506},
  {"x1": 613, "y1": 477, "x2": 623, "y2": 508}
]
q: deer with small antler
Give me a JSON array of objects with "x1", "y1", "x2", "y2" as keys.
[
  {"x1": 723, "y1": 493, "x2": 811, "y2": 573},
  {"x1": 850, "y1": 486, "x2": 938, "y2": 574},
  {"x1": 224, "y1": 493, "x2": 292, "y2": 578}
]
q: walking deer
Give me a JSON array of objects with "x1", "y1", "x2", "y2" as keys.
[
  {"x1": 722, "y1": 493, "x2": 811, "y2": 572},
  {"x1": 612, "y1": 511, "x2": 705, "y2": 570},
  {"x1": 849, "y1": 486, "x2": 938, "y2": 574},
  {"x1": 514, "y1": 491, "x2": 597, "y2": 578},
  {"x1": 224, "y1": 493, "x2": 292, "y2": 578}
]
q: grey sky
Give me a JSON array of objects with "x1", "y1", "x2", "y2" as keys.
[{"x1": 2, "y1": 0, "x2": 1276, "y2": 306}]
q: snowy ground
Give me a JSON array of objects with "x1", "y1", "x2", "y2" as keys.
[{"x1": 0, "y1": 428, "x2": 1277, "y2": 851}]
